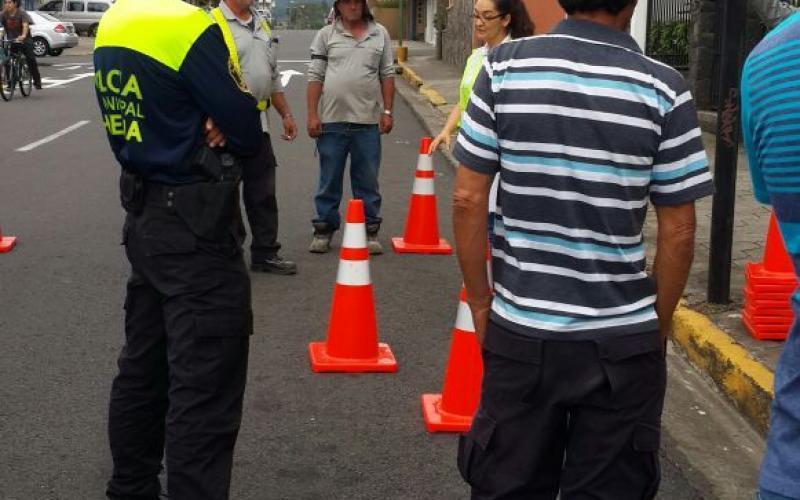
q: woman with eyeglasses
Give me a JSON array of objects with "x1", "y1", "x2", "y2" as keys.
[{"x1": 428, "y1": 0, "x2": 533, "y2": 155}]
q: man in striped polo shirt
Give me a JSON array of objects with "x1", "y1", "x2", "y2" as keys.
[
  {"x1": 452, "y1": 0, "x2": 713, "y2": 498},
  {"x1": 742, "y1": 12, "x2": 800, "y2": 500}
]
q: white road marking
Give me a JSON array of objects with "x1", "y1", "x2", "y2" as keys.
[
  {"x1": 16, "y1": 120, "x2": 91, "y2": 152},
  {"x1": 42, "y1": 72, "x2": 94, "y2": 89},
  {"x1": 280, "y1": 69, "x2": 303, "y2": 87},
  {"x1": 56, "y1": 65, "x2": 83, "y2": 71},
  {"x1": 52, "y1": 62, "x2": 93, "y2": 67},
  {"x1": 277, "y1": 59, "x2": 310, "y2": 63}
]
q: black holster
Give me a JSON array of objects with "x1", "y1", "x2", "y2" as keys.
[
  {"x1": 173, "y1": 180, "x2": 239, "y2": 241},
  {"x1": 172, "y1": 145, "x2": 244, "y2": 241},
  {"x1": 120, "y1": 169, "x2": 144, "y2": 215}
]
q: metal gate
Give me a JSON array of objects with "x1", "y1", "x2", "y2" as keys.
[{"x1": 646, "y1": 0, "x2": 692, "y2": 69}]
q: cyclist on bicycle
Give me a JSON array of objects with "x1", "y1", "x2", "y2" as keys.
[{"x1": 0, "y1": 0, "x2": 42, "y2": 89}]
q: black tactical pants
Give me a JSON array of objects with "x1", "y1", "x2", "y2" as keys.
[
  {"x1": 106, "y1": 202, "x2": 252, "y2": 500},
  {"x1": 242, "y1": 133, "x2": 280, "y2": 262},
  {"x1": 459, "y1": 321, "x2": 667, "y2": 500}
]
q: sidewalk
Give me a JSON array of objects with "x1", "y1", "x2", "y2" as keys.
[{"x1": 393, "y1": 39, "x2": 782, "y2": 436}]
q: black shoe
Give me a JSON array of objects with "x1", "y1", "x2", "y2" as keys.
[
  {"x1": 251, "y1": 255, "x2": 297, "y2": 275},
  {"x1": 34, "y1": 83, "x2": 42, "y2": 90}
]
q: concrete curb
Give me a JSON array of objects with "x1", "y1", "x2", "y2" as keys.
[
  {"x1": 397, "y1": 61, "x2": 424, "y2": 88},
  {"x1": 672, "y1": 306, "x2": 775, "y2": 435}
]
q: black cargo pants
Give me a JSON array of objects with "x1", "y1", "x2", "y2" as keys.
[
  {"x1": 459, "y1": 321, "x2": 667, "y2": 500},
  {"x1": 106, "y1": 192, "x2": 252, "y2": 500},
  {"x1": 242, "y1": 133, "x2": 281, "y2": 262}
]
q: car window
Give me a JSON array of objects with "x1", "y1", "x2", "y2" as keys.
[
  {"x1": 87, "y1": 2, "x2": 108, "y2": 12},
  {"x1": 40, "y1": 0, "x2": 63, "y2": 11},
  {"x1": 67, "y1": 1, "x2": 84, "y2": 12}
]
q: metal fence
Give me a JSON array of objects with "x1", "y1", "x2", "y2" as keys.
[{"x1": 646, "y1": 0, "x2": 692, "y2": 68}]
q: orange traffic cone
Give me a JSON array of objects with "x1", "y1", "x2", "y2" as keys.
[
  {"x1": 421, "y1": 286, "x2": 483, "y2": 432},
  {"x1": 763, "y1": 214, "x2": 795, "y2": 273},
  {"x1": 392, "y1": 137, "x2": 452, "y2": 255},
  {"x1": 0, "y1": 224, "x2": 17, "y2": 253},
  {"x1": 742, "y1": 213, "x2": 797, "y2": 341},
  {"x1": 309, "y1": 199, "x2": 398, "y2": 373}
]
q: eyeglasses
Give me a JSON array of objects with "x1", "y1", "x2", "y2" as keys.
[{"x1": 472, "y1": 11, "x2": 505, "y2": 22}]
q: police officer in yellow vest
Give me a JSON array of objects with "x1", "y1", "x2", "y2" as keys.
[
  {"x1": 93, "y1": 0, "x2": 262, "y2": 498},
  {"x1": 213, "y1": 0, "x2": 299, "y2": 275}
]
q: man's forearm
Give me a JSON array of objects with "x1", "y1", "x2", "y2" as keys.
[
  {"x1": 270, "y1": 91, "x2": 291, "y2": 118},
  {"x1": 380, "y1": 78, "x2": 394, "y2": 111},
  {"x1": 453, "y1": 168, "x2": 491, "y2": 305},
  {"x1": 307, "y1": 81, "x2": 323, "y2": 117},
  {"x1": 652, "y1": 224, "x2": 696, "y2": 337}
]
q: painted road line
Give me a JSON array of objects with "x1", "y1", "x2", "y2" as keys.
[
  {"x1": 277, "y1": 59, "x2": 310, "y2": 63},
  {"x1": 52, "y1": 62, "x2": 93, "y2": 67},
  {"x1": 280, "y1": 69, "x2": 303, "y2": 87},
  {"x1": 16, "y1": 120, "x2": 91, "y2": 152},
  {"x1": 42, "y1": 72, "x2": 95, "y2": 89},
  {"x1": 56, "y1": 65, "x2": 83, "y2": 71}
]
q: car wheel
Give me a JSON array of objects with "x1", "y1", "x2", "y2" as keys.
[
  {"x1": 87, "y1": 24, "x2": 98, "y2": 37},
  {"x1": 32, "y1": 37, "x2": 49, "y2": 58},
  {"x1": 48, "y1": 48, "x2": 63, "y2": 57}
]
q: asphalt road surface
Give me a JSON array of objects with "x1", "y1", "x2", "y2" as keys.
[{"x1": 0, "y1": 30, "x2": 713, "y2": 499}]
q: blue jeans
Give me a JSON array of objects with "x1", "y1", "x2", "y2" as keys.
[
  {"x1": 759, "y1": 309, "x2": 800, "y2": 500},
  {"x1": 313, "y1": 122, "x2": 382, "y2": 233},
  {"x1": 758, "y1": 490, "x2": 798, "y2": 500}
]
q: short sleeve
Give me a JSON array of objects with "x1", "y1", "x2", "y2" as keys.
[
  {"x1": 741, "y1": 65, "x2": 771, "y2": 205},
  {"x1": 307, "y1": 28, "x2": 328, "y2": 83},
  {"x1": 452, "y1": 57, "x2": 499, "y2": 176},
  {"x1": 379, "y1": 28, "x2": 395, "y2": 80},
  {"x1": 649, "y1": 83, "x2": 714, "y2": 205}
]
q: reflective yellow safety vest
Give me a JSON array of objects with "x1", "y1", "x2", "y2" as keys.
[{"x1": 211, "y1": 7, "x2": 272, "y2": 111}]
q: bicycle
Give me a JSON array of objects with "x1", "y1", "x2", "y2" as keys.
[{"x1": 0, "y1": 40, "x2": 33, "y2": 102}]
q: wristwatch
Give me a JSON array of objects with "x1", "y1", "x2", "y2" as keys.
[{"x1": 383, "y1": 109, "x2": 392, "y2": 116}]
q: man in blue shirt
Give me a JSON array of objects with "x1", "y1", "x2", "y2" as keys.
[
  {"x1": 742, "y1": 12, "x2": 800, "y2": 500},
  {"x1": 452, "y1": 0, "x2": 712, "y2": 497}
]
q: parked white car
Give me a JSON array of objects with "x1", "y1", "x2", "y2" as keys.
[
  {"x1": 0, "y1": 11, "x2": 78, "y2": 57},
  {"x1": 29, "y1": 11, "x2": 79, "y2": 57}
]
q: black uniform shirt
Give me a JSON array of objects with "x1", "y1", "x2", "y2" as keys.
[{"x1": 93, "y1": 0, "x2": 261, "y2": 184}]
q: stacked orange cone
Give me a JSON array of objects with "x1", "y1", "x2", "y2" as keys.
[
  {"x1": 309, "y1": 199, "x2": 398, "y2": 373},
  {"x1": 0, "y1": 224, "x2": 17, "y2": 253},
  {"x1": 743, "y1": 213, "x2": 797, "y2": 340},
  {"x1": 421, "y1": 286, "x2": 483, "y2": 432},
  {"x1": 392, "y1": 137, "x2": 452, "y2": 255}
]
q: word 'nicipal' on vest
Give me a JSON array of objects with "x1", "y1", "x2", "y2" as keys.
[{"x1": 95, "y1": 69, "x2": 145, "y2": 143}]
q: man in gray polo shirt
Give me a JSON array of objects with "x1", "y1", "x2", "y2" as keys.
[
  {"x1": 306, "y1": 0, "x2": 395, "y2": 254},
  {"x1": 452, "y1": 0, "x2": 713, "y2": 497},
  {"x1": 215, "y1": 0, "x2": 299, "y2": 275}
]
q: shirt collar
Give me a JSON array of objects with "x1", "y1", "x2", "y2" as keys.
[
  {"x1": 550, "y1": 18, "x2": 642, "y2": 53},
  {"x1": 334, "y1": 19, "x2": 379, "y2": 38}
]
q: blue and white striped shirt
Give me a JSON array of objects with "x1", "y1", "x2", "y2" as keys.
[{"x1": 454, "y1": 19, "x2": 713, "y2": 340}]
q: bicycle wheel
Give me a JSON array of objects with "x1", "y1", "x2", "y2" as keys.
[
  {"x1": 19, "y1": 61, "x2": 32, "y2": 97},
  {"x1": 0, "y1": 61, "x2": 12, "y2": 101}
]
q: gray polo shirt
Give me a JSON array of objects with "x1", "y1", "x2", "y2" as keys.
[
  {"x1": 308, "y1": 20, "x2": 394, "y2": 125},
  {"x1": 218, "y1": 2, "x2": 281, "y2": 131}
]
